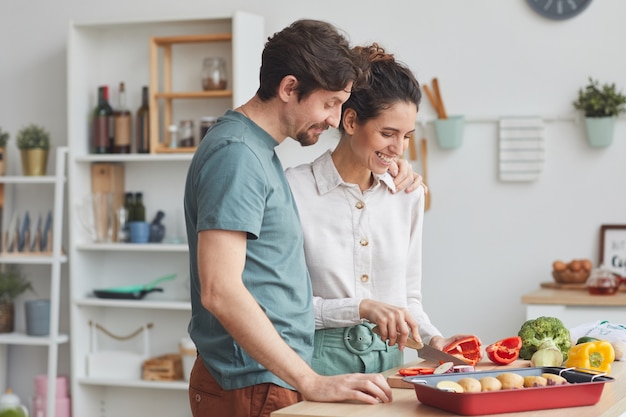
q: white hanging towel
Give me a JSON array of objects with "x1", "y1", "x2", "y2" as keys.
[{"x1": 498, "y1": 117, "x2": 545, "y2": 182}]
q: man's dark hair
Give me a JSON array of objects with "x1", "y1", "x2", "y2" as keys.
[{"x1": 257, "y1": 19, "x2": 364, "y2": 101}]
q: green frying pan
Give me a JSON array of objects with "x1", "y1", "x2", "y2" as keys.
[{"x1": 93, "y1": 273, "x2": 177, "y2": 300}]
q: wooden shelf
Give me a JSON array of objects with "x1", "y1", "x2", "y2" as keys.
[
  {"x1": 154, "y1": 90, "x2": 232, "y2": 99},
  {"x1": 152, "y1": 33, "x2": 232, "y2": 45},
  {"x1": 149, "y1": 32, "x2": 234, "y2": 154}
]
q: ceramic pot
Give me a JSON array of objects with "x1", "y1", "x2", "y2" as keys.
[
  {"x1": 0, "y1": 303, "x2": 14, "y2": 333},
  {"x1": 584, "y1": 116, "x2": 615, "y2": 148},
  {"x1": 434, "y1": 115, "x2": 465, "y2": 149},
  {"x1": 20, "y1": 149, "x2": 48, "y2": 176}
]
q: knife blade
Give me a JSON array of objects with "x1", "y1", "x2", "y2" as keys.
[
  {"x1": 415, "y1": 343, "x2": 468, "y2": 366},
  {"x1": 372, "y1": 326, "x2": 467, "y2": 365}
]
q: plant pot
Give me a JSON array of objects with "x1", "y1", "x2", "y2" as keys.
[
  {"x1": 0, "y1": 147, "x2": 6, "y2": 175},
  {"x1": 584, "y1": 117, "x2": 615, "y2": 148},
  {"x1": 434, "y1": 115, "x2": 465, "y2": 149},
  {"x1": 0, "y1": 302, "x2": 15, "y2": 333},
  {"x1": 20, "y1": 148, "x2": 49, "y2": 176},
  {"x1": 25, "y1": 299, "x2": 51, "y2": 336}
]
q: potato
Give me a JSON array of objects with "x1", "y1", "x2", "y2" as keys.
[
  {"x1": 479, "y1": 376, "x2": 502, "y2": 392},
  {"x1": 457, "y1": 377, "x2": 481, "y2": 393},
  {"x1": 496, "y1": 372, "x2": 524, "y2": 389},
  {"x1": 542, "y1": 373, "x2": 568, "y2": 385},
  {"x1": 523, "y1": 375, "x2": 548, "y2": 388},
  {"x1": 436, "y1": 380, "x2": 464, "y2": 393}
]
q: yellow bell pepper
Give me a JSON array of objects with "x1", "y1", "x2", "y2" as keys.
[{"x1": 565, "y1": 340, "x2": 615, "y2": 374}]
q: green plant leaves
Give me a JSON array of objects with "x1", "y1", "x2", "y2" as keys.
[{"x1": 573, "y1": 77, "x2": 626, "y2": 118}]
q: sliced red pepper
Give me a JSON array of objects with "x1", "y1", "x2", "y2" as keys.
[
  {"x1": 398, "y1": 367, "x2": 435, "y2": 376},
  {"x1": 485, "y1": 336, "x2": 522, "y2": 365},
  {"x1": 442, "y1": 336, "x2": 482, "y2": 366}
]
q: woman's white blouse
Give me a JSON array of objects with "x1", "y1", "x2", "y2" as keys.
[{"x1": 285, "y1": 150, "x2": 442, "y2": 343}]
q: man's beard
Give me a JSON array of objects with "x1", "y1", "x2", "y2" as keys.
[{"x1": 296, "y1": 123, "x2": 328, "y2": 147}]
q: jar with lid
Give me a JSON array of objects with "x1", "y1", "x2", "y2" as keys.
[
  {"x1": 202, "y1": 57, "x2": 227, "y2": 90},
  {"x1": 178, "y1": 120, "x2": 195, "y2": 147},
  {"x1": 200, "y1": 116, "x2": 217, "y2": 142}
]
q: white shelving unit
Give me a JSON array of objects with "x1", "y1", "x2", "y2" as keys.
[
  {"x1": 67, "y1": 12, "x2": 264, "y2": 417},
  {"x1": 0, "y1": 146, "x2": 69, "y2": 417}
]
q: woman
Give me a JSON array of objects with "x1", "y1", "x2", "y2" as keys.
[{"x1": 285, "y1": 44, "x2": 473, "y2": 375}]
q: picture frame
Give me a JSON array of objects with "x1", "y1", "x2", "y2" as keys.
[{"x1": 599, "y1": 224, "x2": 626, "y2": 275}]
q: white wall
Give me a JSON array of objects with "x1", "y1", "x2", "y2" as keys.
[{"x1": 2, "y1": 0, "x2": 626, "y2": 402}]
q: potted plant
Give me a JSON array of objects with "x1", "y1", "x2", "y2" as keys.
[
  {"x1": 0, "y1": 128, "x2": 8, "y2": 175},
  {"x1": 16, "y1": 124, "x2": 50, "y2": 175},
  {"x1": 0, "y1": 265, "x2": 33, "y2": 333},
  {"x1": 573, "y1": 77, "x2": 626, "y2": 147}
]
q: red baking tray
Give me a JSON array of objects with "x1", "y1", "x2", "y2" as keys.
[{"x1": 403, "y1": 366, "x2": 613, "y2": 416}]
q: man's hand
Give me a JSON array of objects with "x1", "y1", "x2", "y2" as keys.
[
  {"x1": 299, "y1": 373, "x2": 392, "y2": 405},
  {"x1": 389, "y1": 158, "x2": 428, "y2": 194}
]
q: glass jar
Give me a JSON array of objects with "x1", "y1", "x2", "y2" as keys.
[
  {"x1": 586, "y1": 267, "x2": 626, "y2": 295},
  {"x1": 202, "y1": 57, "x2": 227, "y2": 91},
  {"x1": 200, "y1": 116, "x2": 217, "y2": 141},
  {"x1": 178, "y1": 120, "x2": 194, "y2": 147},
  {"x1": 168, "y1": 124, "x2": 178, "y2": 149}
]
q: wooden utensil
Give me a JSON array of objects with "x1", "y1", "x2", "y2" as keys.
[
  {"x1": 408, "y1": 133, "x2": 417, "y2": 161},
  {"x1": 431, "y1": 77, "x2": 448, "y2": 119},
  {"x1": 421, "y1": 138, "x2": 431, "y2": 211}
]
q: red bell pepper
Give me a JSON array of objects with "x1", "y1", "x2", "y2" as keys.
[
  {"x1": 398, "y1": 367, "x2": 435, "y2": 376},
  {"x1": 442, "y1": 336, "x2": 482, "y2": 366},
  {"x1": 486, "y1": 336, "x2": 522, "y2": 365}
]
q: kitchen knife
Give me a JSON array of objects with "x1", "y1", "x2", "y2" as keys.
[{"x1": 372, "y1": 326, "x2": 467, "y2": 365}]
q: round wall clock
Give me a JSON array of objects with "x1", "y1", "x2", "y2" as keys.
[{"x1": 526, "y1": 0, "x2": 592, "y2": 20}]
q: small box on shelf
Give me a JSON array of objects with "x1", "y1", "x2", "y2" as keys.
[{"x1": 142, "y1": 353, "x2": 183, "y2": 381}]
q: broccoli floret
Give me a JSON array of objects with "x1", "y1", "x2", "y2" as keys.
[{"x1": 518, "y1": 316, "x2": 571, "y2": 360}]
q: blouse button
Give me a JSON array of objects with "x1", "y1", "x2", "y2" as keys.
[
  {"x1": 360, "y1": 274, "x2": 369, "y2": 282},
  {"x1": 360, "y1": 238, "x2": 369, "y2": 246},
  {"x1": 355, "y1": 201, "x2": 365, "y2": 209}
]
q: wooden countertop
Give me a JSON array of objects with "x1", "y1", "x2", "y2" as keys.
[
  {"x1": 271, "y1": 360, "x2": 626, "y2": 417},
  {"x1": 521, "y1": 287, "x2": 626, "y2": 306}
]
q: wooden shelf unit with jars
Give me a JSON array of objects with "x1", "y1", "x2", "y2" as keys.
[{"x1": 149, "y1": 33, "x2": 232, "y2": 154}]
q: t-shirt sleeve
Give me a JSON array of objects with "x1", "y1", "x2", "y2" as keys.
[{"x1": 193, "y1": 142, "x2": 266, "y2": 239}]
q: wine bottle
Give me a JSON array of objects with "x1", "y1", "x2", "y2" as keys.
[
  {"x1": 124, "y1": 192, "x2": 135, "y2": 222},
  {"x1": 93, "y1": 86, "x2": 113, "y2": 154},
  {"x1": 134, "y1": 192, "x2": 146, "y2": 222},
  {"x1": 113, "y1": 82, "x2": 132, "y2": 153},
  {"x1": 136, "y1": 86, "x2": 150, "y2": 153}
]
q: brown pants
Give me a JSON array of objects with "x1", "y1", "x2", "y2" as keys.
[{"x1": 189, "y1": 355, "x2": 302, "y2": 417}]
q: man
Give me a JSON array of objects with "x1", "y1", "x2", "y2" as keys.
[{"x1": 184, "y1": 19, "x2": 421, "y2": 417}]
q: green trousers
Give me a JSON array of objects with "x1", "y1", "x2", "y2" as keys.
[{"x1": 311, "y1": 323, "x2": 403, "y2": 376}]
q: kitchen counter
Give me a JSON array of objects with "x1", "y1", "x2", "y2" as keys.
[
  {"x1": 522, "y1": 287, "x2": 626, "y2": 306},
  {"x1": 271, "y1": 359, "x2": 626, "y2": 417},
  {"x1": 521, "y1": 287, "x2": 626, "y2": 328}
]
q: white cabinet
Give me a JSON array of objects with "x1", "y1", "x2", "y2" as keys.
[
  {"x1": 0, "y1": 147, "x2": 69, "y2": 417},
  {"x1": 67, "y1": 13, "x2": 264, "y2": 417}
]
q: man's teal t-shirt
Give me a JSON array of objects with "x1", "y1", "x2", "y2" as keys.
[{"x1": 184, "y1": 110, "x2": 314, "y2": 390}]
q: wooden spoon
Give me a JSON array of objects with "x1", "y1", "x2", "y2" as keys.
[{"x1": 420, "y1": 138, "x2": 431, "y2": 211}]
